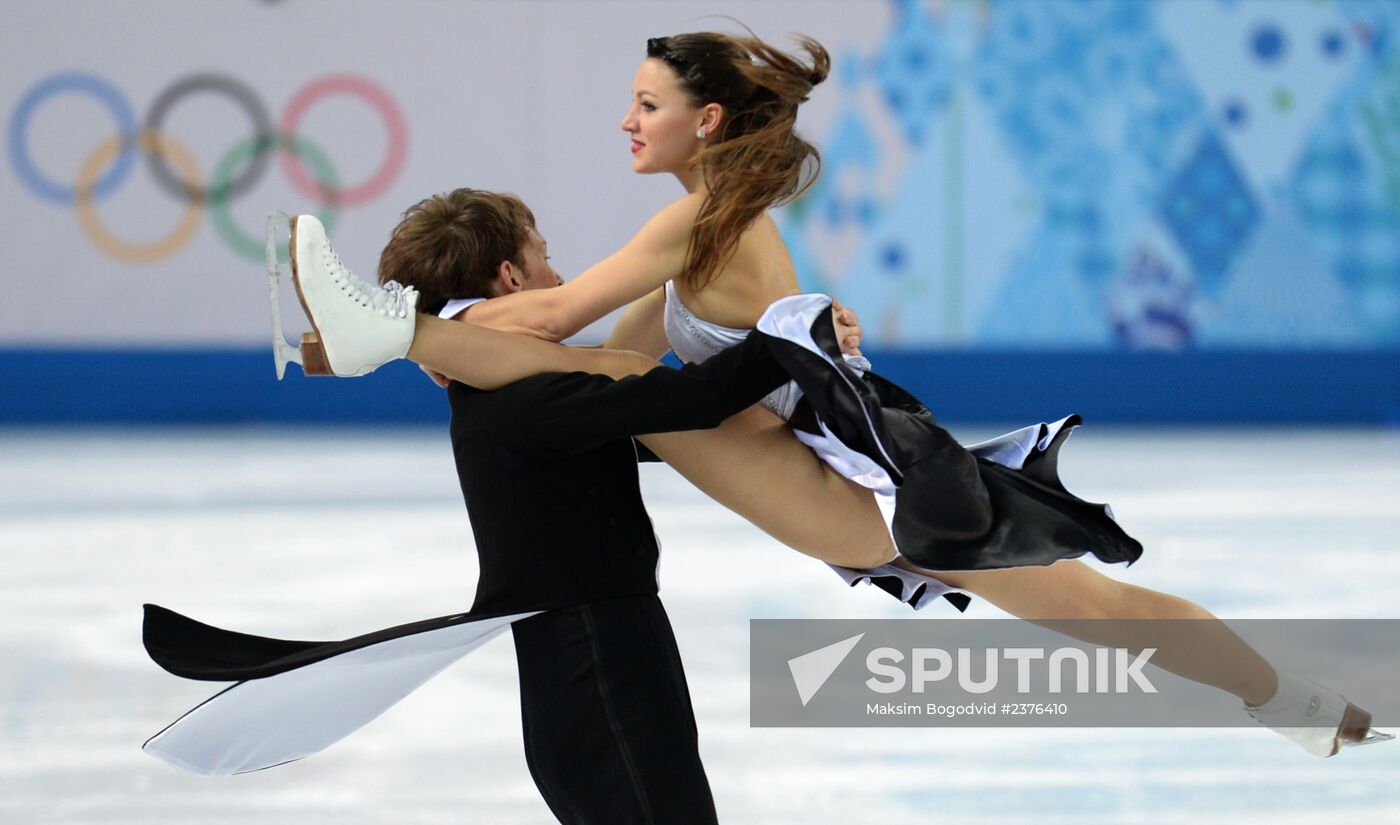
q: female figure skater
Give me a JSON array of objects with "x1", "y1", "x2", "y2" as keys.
[{"x1": 284, "y1": 30, "x2": 1389, "y2": 758}]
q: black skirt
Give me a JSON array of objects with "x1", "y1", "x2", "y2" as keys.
[{"x1": 757, "y1": 294, "x2": 1143, "y2": 584}]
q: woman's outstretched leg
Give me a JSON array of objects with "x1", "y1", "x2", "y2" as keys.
[
  {"x1": 640, "y1": 406, "x2": 898, "y2": 570},
  {"x1": 897, "y1": 557, "x2": 1278, "y2": 705}
]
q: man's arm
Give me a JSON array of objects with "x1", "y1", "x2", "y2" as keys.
[{"x1": 491, "y1": 331, "x2": 789, "y2": 459}]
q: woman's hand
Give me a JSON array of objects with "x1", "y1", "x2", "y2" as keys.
[{"x1": 832, "y1": 297, "x2": 862, "y2": 357}]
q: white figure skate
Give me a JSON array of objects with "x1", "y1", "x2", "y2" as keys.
[
  {"x1": 1244, "y1": 671, "x2": 1394, "y2": 757},
  {"x1": 264, "y1": 211, "x2": 417, "y2": 378}
]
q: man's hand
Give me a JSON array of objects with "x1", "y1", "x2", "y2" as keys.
[{"x1": 831, "y1": 297, "x2": 863, "y2": 357}]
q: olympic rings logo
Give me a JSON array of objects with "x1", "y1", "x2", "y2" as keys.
[{"x1": 7, "y1": 71, "x2": 408, "y2": 264}]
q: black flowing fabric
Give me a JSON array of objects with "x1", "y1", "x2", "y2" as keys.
[
  {"x1": 142, "y1": 603, "x2": 526, "y2": 682},
  {"x1": 141, "y1": 604, "x2": 536, "y2": 774},
  {"x1": 758, "y1": 297, "x2": 1143, "y2": 574},
  {"x1": 881, "y1": 375, "x2": 1142, "y2": 571}
]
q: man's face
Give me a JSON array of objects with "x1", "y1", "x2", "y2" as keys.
[{"x1": 512, "y1": 228, "x2": 564, "y2": 291}]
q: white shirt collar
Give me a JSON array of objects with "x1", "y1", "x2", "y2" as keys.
[{"x1": 438, "y1": 297, "x2": 487, "y2": 320}]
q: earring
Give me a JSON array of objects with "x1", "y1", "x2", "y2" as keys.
[{"x1": 696, "y1": 128, "x2": 707, "y2": 139}]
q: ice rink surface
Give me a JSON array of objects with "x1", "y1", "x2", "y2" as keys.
[{"x1": 3, "y1": 425, "x2": 1399, "y2": 824}]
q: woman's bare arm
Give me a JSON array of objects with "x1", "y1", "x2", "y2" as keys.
[{"x1": 460, "y1": 194, "x2": 702, "y2": 341}]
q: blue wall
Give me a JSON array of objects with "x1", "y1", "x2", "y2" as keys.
[
  {"x1": 782, "y1": 0, "x2": 1400, "y2": 352},
  {"x1": 5, "y1": 348, "x2": 1396, "y2": 425}
]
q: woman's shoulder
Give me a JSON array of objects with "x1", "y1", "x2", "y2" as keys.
[
  {"x1": 652, "y1": 191, "x2": 706, "y2": 227},
  {"x1": 632, "y1": 192, "x2": 706, "y2": 251}
]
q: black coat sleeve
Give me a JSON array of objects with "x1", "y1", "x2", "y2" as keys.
[{"x1": 493, "y1": 332, "x2": 788, "y2": 459}]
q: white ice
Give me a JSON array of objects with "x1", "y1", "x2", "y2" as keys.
[{"x1": 2, "y1": 426, "x2": 1399, "y2": 824}]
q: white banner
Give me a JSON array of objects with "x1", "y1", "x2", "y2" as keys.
[{"x1": 1, "y1": 0, "x2": 874, "y2": 346}]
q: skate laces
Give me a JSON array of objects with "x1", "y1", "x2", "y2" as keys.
[
  {"x1": 326, "y1": 245, "x2": 416, "y2": 318},
  {"x1": 364, "y1": 278, "x2": 414, "y2": 318}
]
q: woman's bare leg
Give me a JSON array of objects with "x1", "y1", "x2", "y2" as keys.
[
  {"x1": 648, "y1": 404, "x2": 1281, "y2": 706},
  {"x1": 409, "y1": 314, "x2": 659, "y2": 389},
  {"x1": 646, "y1": 406, "x2": 1281, "y2": 705},
  {"x1": 639, "y1": 406, "x2": 897, "y2": 570},
  {"x1": 897, "y1": 557, "x2": 1279, "y2": 705},
  {"x1": 648, "y1": 411, "x2": 1282, "y2": 706}
]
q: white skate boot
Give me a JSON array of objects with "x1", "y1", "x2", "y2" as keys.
[
  {"x1": 1244, "y1": 671, "x2": 1394, "y2": 757},
  {"x1": 275, "y1": 213, "x2": 417, "y2": 377}
]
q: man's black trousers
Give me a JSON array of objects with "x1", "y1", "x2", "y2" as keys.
[{"x1": 510, "y1": 594, "x2": 719, "y2": 824}]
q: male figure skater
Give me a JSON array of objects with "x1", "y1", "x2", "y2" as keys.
[{"x1": 375, "y1": 189, "x2": 802, "y2": 822}]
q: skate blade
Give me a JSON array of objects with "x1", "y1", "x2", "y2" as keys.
[
  {"x1": 1346, "y1": 729, "x2": 1395, "y2": 748},
  {"x1": 1339, "y1": 704, "x2": 1394, "y2": 749},
  {"x1": 265, "y1": 210, "x2": 305, "y2": 380}
]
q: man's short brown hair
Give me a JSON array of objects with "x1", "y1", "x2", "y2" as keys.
[{"x1": 377, "y1": 188, "x2": 536, "y2": 315}]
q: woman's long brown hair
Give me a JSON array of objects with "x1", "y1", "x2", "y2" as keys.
[{"x1": 646, "y1": 31, "x2": 830, "y2": 290}]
